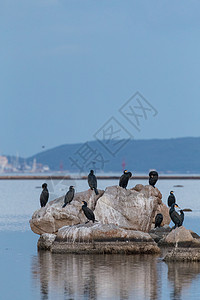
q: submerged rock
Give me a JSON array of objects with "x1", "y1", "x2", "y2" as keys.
[
  {"x1": 164, "y1": 248, "x2": 200, "y2": 262},
  {"x1": 38, "y1": 223, "x2": 160, "y2": 254},
  {"x1": 30, "y1": 189, "x2": 104, "y2": 235}
]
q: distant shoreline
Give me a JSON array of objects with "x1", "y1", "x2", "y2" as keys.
[{"x1": 0, "y1": 175, "x2": 200, "y2": 180}]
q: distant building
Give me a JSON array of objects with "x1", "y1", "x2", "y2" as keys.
[
  {"x1": 0, "y1": 156, "x2": 8, "y2": 172},
  {"x1": 0, "y1": 155, "x2": 50, "y2": 173},
  {"x1": 30, "y1": 158, "x2": 50, "y2": 173}
]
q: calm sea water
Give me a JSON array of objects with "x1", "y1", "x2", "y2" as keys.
[{"x1": 0, "y1": 178, "x2": 200, "y2": 300}]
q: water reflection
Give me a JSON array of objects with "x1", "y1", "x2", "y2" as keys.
[
  {"x1": 166, "y1": 261, "x2": 200, "y2": 300},
  {"x1": 32, "y1": 252, "x2": 161, "y2": 300},
  {"x1": 31, "y1": 251, "x2": 200, "y2": 300}
]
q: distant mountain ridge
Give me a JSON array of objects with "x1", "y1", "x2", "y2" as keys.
[{"x1": 26, "y1": 137, "x2": 200, "y2": 173}]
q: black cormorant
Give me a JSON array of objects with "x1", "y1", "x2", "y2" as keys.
[
  {"x1": 168, "y1": 191, "x2": 176, "y2": 207},
  {"x1": 149, "y1": 170, "x2": 158, "y2": 187},
  {"x1": 155, "y1": 213, "x2": 163, "y2": 228},
  {"x1": 88, "y1": 170, "x2": 99, "y2": 195},
  {"x1": 169, "y1": 203, "x2": 184, "y2": 228},
  {"x1": 40, "y1": 183, "x2": 49, "y2": 207},
  {"x1": 82, "y1": 201, "x2": 97, "y2": 223},
  {"x1": 119, "y1": 170, "x2": 132, "y2": 189},
  {"x1": 62, "y1": 186, "x2": 75, "y2": 208},
  {"x1": 180, "y1": 209, "x2": 184, "y2": 224}
]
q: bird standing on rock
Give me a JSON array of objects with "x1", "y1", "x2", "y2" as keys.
[
  {"x1": 167, "y1": 191, "x2": 176, "y2": 207},
  {"x1": 82, "y1": 201, "x2": 97, "y2": 223},
  {"x1": 169, "y1": 203, "x2": 184, "y2": 228},
  {"x1": 155, "y1": 213, "x2": 163, "y2": 228},
  {"x1": 119, "y1": 170, "x2": 132, "y2": 189},
  {"x1": 149, "y1": 170, "x2": 158, "y2": 187},
  {"x1": 62, "y1": 186, "x2": 75, "y2": 208},
  {"x1": 88, "y1": 170, "x2": 99, "y2": 195},
  {"x1": 40, "y1": 183, "x2": 49, "y2": 207}
]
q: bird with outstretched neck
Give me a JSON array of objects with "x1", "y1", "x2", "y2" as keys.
[
  {"x1": 168, "y1": 191, "x2": 176, "y2": 207},
  {"x1": 155, "y1": 213, "x2": 163, "y2": 228},
  {"x1": 40, "y1": 183, "x2": 49, "y2": 207},
  {"x1": 88, "y1": 170, "x2": 99, "y2": 195},
  {"x1": 119, "y1": 170, "x2": 132, "y2": 189},
  {"x1": 82, "y1": 201, "x2": 97, "y2": 223},
  {"x1": 169, "y1": 203, "x2": 184, "y2": 228},
  {"x1": 149, "y1": 170, "x2": 158, "y2": 187},
  {"x1": 62, "y1": 186, "x2": 75, "y2": 208}
]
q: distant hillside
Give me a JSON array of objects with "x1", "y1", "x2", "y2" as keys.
[{"x1": 26, "y1": 137, "x2": 200, "y2": 173}]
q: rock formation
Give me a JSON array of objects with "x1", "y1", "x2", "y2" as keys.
[
  {"x1": 30, "y1": 189, "x2": 104, "y2": 234},
  {"x1": 95, "y1": 185, "x2": 167, "y2": 232},
  {"x1": 30, "y1": 184, "x2": 173, "y2": 254},
  {"x1": 30, "y1": 184, "x2": 170, "y2": 234},
  {"x1": 164, "y1": 248, "x2": 200, "y2": 262},
  {"x1": 30, "y1": 185, "x2": 170, "y2": 235},
  {"x1": 131, "y1": 184, "x2": 171, "y2": 227},
  {"x1": 159, "y1": 226, "x2": 200, "y2": 248},
  {"x1": 38, "y1": 233, "x2": 57, "y2": 250},
  {"x1": 150, "y1": 227, "x2": 200, "y2": 261},
  {"x1": 149, "y1": 225, "x2": 172, "y2": 243},
  {"x1": 38, "y1": 223, "x2": 160, "y2": 254}
]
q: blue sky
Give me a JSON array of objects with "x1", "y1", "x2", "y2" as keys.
[{"x1": 1, "y1": 0, "x2": 200, "y2": 157}]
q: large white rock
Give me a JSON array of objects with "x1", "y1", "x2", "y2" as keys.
[
  {"x1": 95, "y1": 185, "x2": 163, "y2": 232},
  {"x1": 30, "y1": 184, "x2": 169, "y2": 235},
  {"x1": 30, "y1": 189, "x2": 104, "y2": 234}
]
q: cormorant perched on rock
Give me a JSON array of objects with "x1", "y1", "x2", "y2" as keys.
[
  {"x1": 168, "y1": 191, "x2": 176, "y2": 207},
  {"x1": 119, "y1": 170, "x2": 132, "y2": 189},
  {"x1": 169, "y1": 203, "x2": 184, "y2": 228},
  {"x1": 88, "y1": 170, "x2": 99, "y2": 195},
  {"x1": 62, "y1": 186, "x2": 75, "y2": 208},
  {"x1": 180, "y1": 209, "x2": 184, "y2": 224},
  {"x1": 82, "y1": 201, "x2": 97, "y2": 223},
  {"x1": 149, "y1": 170, "x2": 158, "y2": 187},
  {"x1": 155, "y1": 213, "x2": 163, "y2": 228},
  {"x1": 40, "y1": 183, "x2": 49, "y2": 207}
]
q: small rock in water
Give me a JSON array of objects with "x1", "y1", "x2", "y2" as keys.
[{"x1": 38, "y1": 233, "x2": 57, "y2": 250}]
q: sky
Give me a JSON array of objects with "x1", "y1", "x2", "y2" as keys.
[{"x1": 1, "y1": 0, "x2": 200, "y2": 157}]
